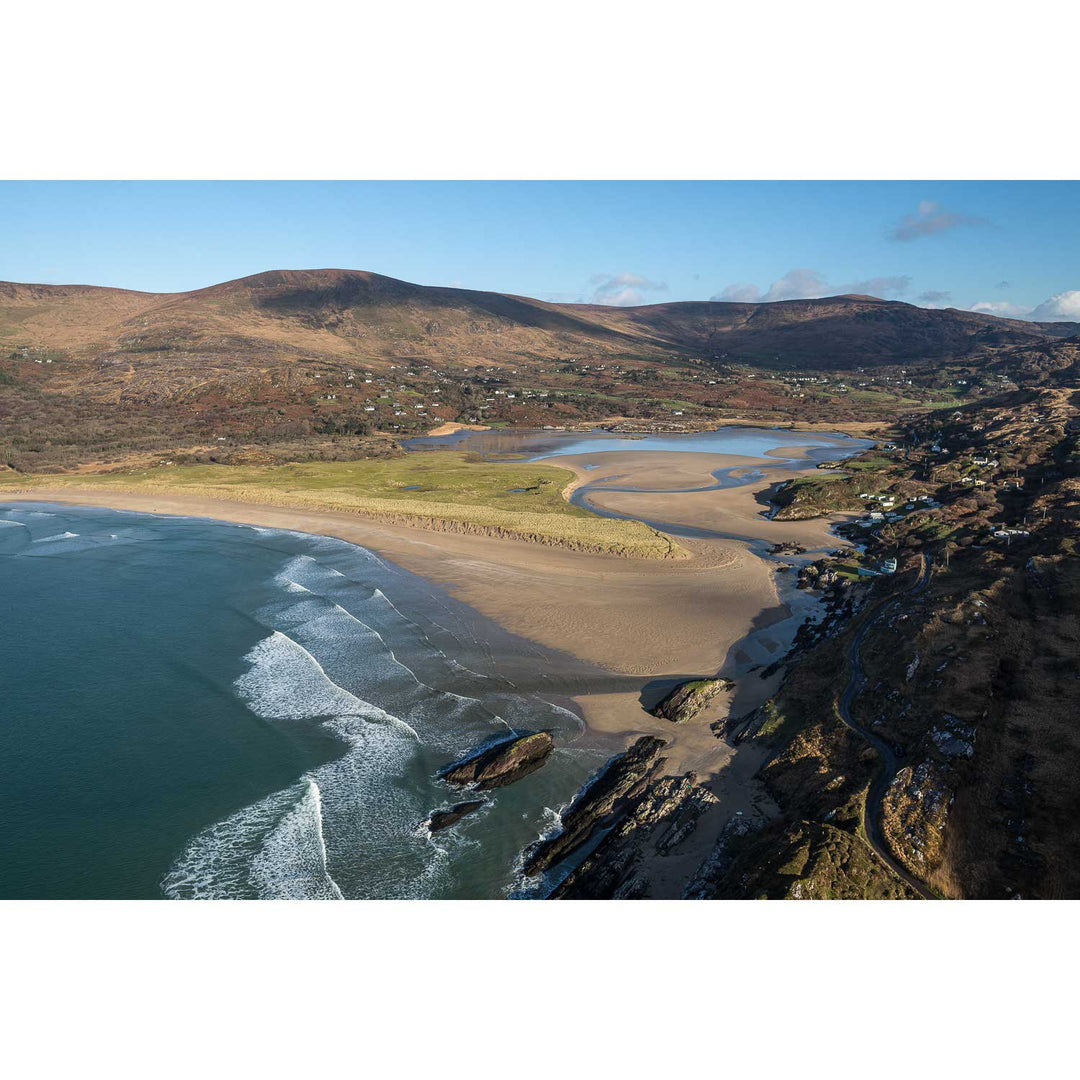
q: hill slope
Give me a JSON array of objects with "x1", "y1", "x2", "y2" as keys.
[
  {"x1": 3, "y1": 269, "x2": 1079, "y2": 470},
  {"x1": 2, "y1": 268, "x2": 1076, "y2": 371},
  {"x1": 581, "y1": 294, "x2": 1079, "y2": 366}
]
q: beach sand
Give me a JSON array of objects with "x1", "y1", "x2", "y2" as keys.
[
  {"x1": 4, "y1": 451, "x2": 849, "y2": 782},
  {"x1": 557, "y1": 450, "x2": 855, "y2": 549},
  {"x1": 421, "y1": 421, "x2": 491, "y2": 437},
  {"x1": 558, "y1": 450, "x2": 773, "y2": 497}
]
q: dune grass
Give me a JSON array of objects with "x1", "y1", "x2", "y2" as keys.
[{"x1": 1, "y1": 453, "x2": 683, "y2": 559}]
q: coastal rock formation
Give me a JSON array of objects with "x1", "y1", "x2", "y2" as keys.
[
  {"x1": 440, "y1": 731, "x2": 555, "y2": 790},
  {"x1": 425, "y1": 801, "x2": 484, "y2": 833},
  {"x1": 553, "y1": 772, "x2": 721, "y2": 899},
  {"x1": 523, "y1": 735, "x2": 667, "y2": 876},
  {"x1": 769, "y1": 541, "x2": 807, "y2": 555},
  {"x1": 797, "y1": 560, "x2": 843, "y2": 590},
  {"x1": 683, "y1": 814, "x2": 760, "y2": 899},
  {"x1": 649, "y1": 678, "x2": 733, "y2": 724}
]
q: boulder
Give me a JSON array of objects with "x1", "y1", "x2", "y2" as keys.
[
  {"x1": 649, "y1": 678, "x2": 733, "y2": 724},
  {"x1": 440, "y1": 730, "x2": 554, "y2": 790},
  {"x1": 769, "y1": 541, "x2": 807, "y2": 555},
  {"x1": 425, "y1": 800, "x2": 484, "y2": 832}
]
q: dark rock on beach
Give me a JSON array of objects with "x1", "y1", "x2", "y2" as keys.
[
  {"x1": 649, "y1": 678, "x2": 733, "y2": 724},
  {"x1": 552, "y1": 772, "x2": 721, "y2": 899},
  {"x1": 425, "y1": 801, "x2": 484, "y2": 833},
  {"x1": 440, "y1": 730, "x2": 555, "y2": 790},
  {"x1": 769, "y1": 541, "x2": 807, "y2": 555},
  {"x1": 523, "y1": 735, "x2": 667, "y2": 876}
]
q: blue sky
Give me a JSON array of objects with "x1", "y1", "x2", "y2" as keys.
[{"x1": 2, "y1": 181, "x2": 1078, "y2": 319}]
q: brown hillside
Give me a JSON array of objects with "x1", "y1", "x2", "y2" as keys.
[
  {"x1": 3, "y1": 269, "x2": 1079, "y2": 470},
  {"x1": 2, "y1": 269, "x2": 1076, "y2": 371},
  {"x1": 579, "y1": 294, "x2": 1078, "y2": 367}
]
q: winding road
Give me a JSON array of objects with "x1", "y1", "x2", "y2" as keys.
[{"x1": 835, "y1": 553, "x2": 937, "y2": 899}]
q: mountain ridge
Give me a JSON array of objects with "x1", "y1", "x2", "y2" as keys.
[{"x1": 3, "y1": 267, "x2": 1077, "y2": 370}]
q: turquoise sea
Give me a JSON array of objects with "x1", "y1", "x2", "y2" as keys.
[{"x1": 0, "y1": 504, "x2": 610, "y2": 899}]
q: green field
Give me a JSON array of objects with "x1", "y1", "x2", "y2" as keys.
[{"x1": 1, "y1": 453, "x2": 682, "y2": 559}]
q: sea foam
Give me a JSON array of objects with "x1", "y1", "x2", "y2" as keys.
[
  {"x1": 162, "y1": 540, "x2": 585, "y2": 900},
  {"x1": 163, "y1": 629, "x2": 446, "y2": 899}
]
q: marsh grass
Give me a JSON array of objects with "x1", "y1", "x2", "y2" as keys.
[{"x1": 3, "y1": 453, "x2": 684, "y2": 559}]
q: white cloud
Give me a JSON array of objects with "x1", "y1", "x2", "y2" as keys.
[
  {"x1": 889, "y1": 200, "x2": 988, "y2": 242},
  {"x1": 968, "y1": 291, "x2": 1080, "y2": 322},
  {"x1": 1028, "y1": 291, "x2": 1080, "y2": 322},
  {"x1": 713, "y1": 282, "x2": 762, "y2": 303},
  {"x1": 588, "y1": 272, "x2": 667, "y2": 306},
  {"x1": 969, "y1": 300, "x2": 1030, "y2": 318},
  {"x1": 711, "y1": 268, "x2": 909, "y2": 304},
  {"x1": 760, "y1": 268, "x2": 830, "y2": 302},
  {"x1": 845, "y1": 275, "x2": 913, "y2": 299}
]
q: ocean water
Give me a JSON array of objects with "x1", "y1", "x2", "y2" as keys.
[{"x1": 0, "y1": 504, "x2": 604, "y2": 899}]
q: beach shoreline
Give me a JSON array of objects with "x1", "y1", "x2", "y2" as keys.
[{"x1": 3, "y1": 451, "x2": 849, "y2": 781}]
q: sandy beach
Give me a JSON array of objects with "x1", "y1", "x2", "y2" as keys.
[{"x1": 3, "y1": 449, "x2": 849, "y2": 780}]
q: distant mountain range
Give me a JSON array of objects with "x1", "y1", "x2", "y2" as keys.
[{"x1": 3, "y1": 268, "x2": 1078, "y2": 371}]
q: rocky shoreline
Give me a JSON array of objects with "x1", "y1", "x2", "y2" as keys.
[
  {"x1": 523, "y1": 736, "x2": 668, "y2": 877},
  {"x1": 552, "y1": 771, "x2": 721, "y2": 899}
]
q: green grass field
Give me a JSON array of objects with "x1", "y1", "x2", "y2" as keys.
[{"x1": 1, "y1": 453, "x2": 682, "y2": 559}]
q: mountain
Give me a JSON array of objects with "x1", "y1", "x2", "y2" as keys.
[
  {"x1": 985, "y1": 334, "x2": 1080, "y2": 385},
  {"x1": 2, "y1": 268, "x2": 1077, "y2": 373},
  {"x1": 4, "y1": 269, "x2": 1079, "y2": 471},
  {"x1": 580, "y1": 294, "x2": 1079, "y2": 366},
  {"x1": 0, "y1": 270, "x2": 643, "y2": 371}
]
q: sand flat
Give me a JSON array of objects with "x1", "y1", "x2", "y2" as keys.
[
  {"x1": 588, "y1": 470, "x2": 853, "y2": 548},
  {"x1": 556, "y1": 449, "x2": 854, "y2": 547},
  {"x1": 555, "y1": 449, "x2": 772, "y2": 496}
]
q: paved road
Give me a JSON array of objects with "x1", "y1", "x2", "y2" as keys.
[{"x1": 835, "y1": 554, "x2": 937, "y2": 899}]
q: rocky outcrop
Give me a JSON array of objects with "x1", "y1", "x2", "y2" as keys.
[
  {"x1": 769, "y1": 541, "x2": 807, "y2": 555},
  {"x1": 425, "y1": 801, "x2": 484, "y2": 833},
  {"x1": 440, "y1": 731, "x2": 554, "y2": 790},
  {"x1": 552, "y1": 772, "x2": 720, "y2": 899},
  {"x1": 649, "y1": 678, "x2": 733, "y2": 724},
  {"x1": 683, "y1": 815, "x2": 760, "y2": 899},
  {"x1": 522, "y1": 736, "x2": 667, "y2": 876},
  {"x1": 797, "y1": 559, "x2": 843, "y2": 590}
]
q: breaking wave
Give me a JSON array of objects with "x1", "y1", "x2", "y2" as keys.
[
  {"x1": 31, "y1": 531, "x2": 80, "y2": 542},
  {"x1": 163, "y1": 629, "x2": 451, "y2": 899},
  {"x1": 162, "y1": 778, "x2": 344, "y2": 900},
  {"x1": 134, "y1": 530, "x2": 589, "y2": 899}
]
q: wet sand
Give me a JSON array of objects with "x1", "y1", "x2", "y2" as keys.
[
  {"x1": 556, "y1": 450, "x2": 854, "y2": 547},
  {"x1": 558, "y1": 450, "x2": 773, "y2": 498}
]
